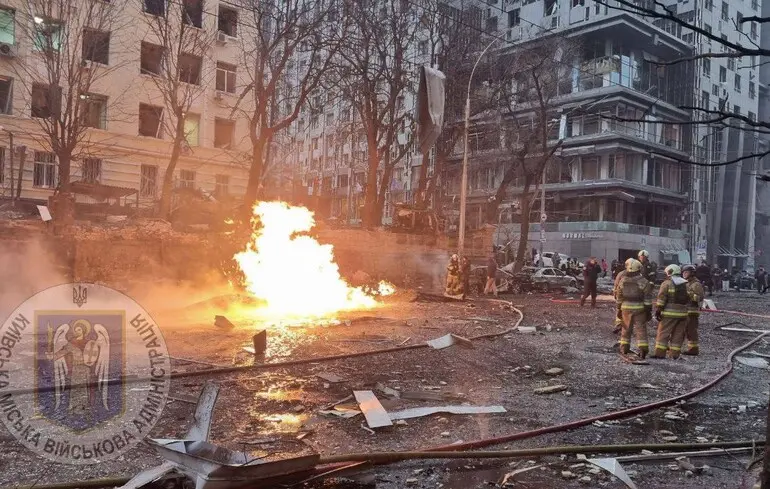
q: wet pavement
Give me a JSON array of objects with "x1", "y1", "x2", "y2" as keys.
[{"x1": 1, "y1": 290, "x2": 768, "y2": 488}]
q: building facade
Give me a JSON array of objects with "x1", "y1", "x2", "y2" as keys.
[{"x1": 0, "y1": 0, "x2": 251, "y2": 211}]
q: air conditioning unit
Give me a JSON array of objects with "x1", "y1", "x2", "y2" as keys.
[
  {"x1": 216, "y1": 31, "x2": 228, "y2": 44},
  {"x1": 0, "y1": 43, "x2": 17, "y2": 58}
]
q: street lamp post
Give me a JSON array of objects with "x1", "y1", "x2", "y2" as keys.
[{"x1": 459, "y1": 37, "x2": 500, "y2": 258}]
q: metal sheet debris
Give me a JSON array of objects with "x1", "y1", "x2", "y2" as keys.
[
  {"x1": 186, "y1": 382, "x2": 220, "y2": 441},
  {"x1": 427, "y1": 333, "x2": 474, "y2": 350},
  {"x1": 517, "y1": 326, "x2": 537, "y2": 334},
  {"x1": 375, "y1": 383, "x2": 401, "y2": 398},
  {"x1": 214, "y1": 315, "x2": 234, "y2": 329},
  {"x1": 534, "y1": 385, "x2": 567, "y2": 394},
  {"x1": 735, "y1": 356, "x2": 769, "y2": 369},
  {"x1": 354, "y1": 390, "x2": 393, "y2": 428},
  {"x1": 118, "y1": 461, "x2": 177, "y2": 489},
  {"x1": 388, "y1": 405, "x2": 506, "y2": 420},
  {"x1": 252, "y1": 330, "x2": 267, "y2": 355},
  {"x1": 587, "y1": 458, "x2": 638, "y2": 489},
  {"x1": 500, "y1": 465, "x2": 543, "y2": 486},
  {"x1": 316, "y1": 372, "x2": 346, "y2": 383}
]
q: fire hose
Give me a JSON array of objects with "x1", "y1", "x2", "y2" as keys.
[{"x1": 6, "y1": 304, "x2": 770, "y2": 489}]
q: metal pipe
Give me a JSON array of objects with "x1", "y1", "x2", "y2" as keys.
[{"x1": 459, "y1": 36, "x2": 499, "y2": 258}]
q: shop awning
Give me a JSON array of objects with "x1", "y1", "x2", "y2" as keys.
[
  {"x1": 717, "y1": 246, "x2": 749, "y2": 258},
  {"x1": 70, "y1": 181, "x2": 138, "y2": 200}
]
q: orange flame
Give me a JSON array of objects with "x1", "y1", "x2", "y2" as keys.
[{"x1": 234, "y1": 202, "x2": 393, "y2": 319}]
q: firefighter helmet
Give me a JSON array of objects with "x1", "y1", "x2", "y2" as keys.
[
  {"x1": 625, "y1": 258, "x2": 642, "y2": 273},
  {"x1": 665, "y1": 264, "x2": 681, "y2": 276},
  {"x1": 681, "y1": 264, "x2": 696, "y2": 274},
  {"x1": 638, "y1": 250, "x2": 650, "y2": 259}
]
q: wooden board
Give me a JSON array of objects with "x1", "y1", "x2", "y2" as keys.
[{"x1": 353, "y1": 390, "x2": 393, "y2": 429}]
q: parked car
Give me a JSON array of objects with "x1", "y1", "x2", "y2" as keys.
[
  {"x1": 730, "y1": 273, "x2": 755, "y2": 290},
  {"x1": 533, "y1": 252, "x2": 570, "y2": 268},
  {"x1": 530, "y1": 267, "x2": 578, "y2": 291}
]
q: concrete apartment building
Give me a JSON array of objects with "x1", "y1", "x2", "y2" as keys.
[
  {"x1": 0, "y1": 0, "x2": 251, "y2": 210},
  {"x1": 439, "y1": 0, "x2": 695, "y2": 264}
]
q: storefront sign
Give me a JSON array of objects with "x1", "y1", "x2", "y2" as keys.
[{"x1": 562, "y1": 232, "x2": 603, "y2": 240}]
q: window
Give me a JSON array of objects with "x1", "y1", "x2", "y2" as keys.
[
  {"x1": 138, "y1": 103, "x2": 163, "y2": 138},
  {"x1": 214, "y1": 118, "x2": 234, "y2": 148},
  {"x1": 752, "y1": 0, "x2": 758, "y2": 10},
  {"x1": 701, "y1": 90, "x2": 710, "y2": 109},
  {"x1": 737, "y1": 12, "x2": 743, "y2": 32},
  {"x1": 572, "y1": 0, "x2": 584, "y2": 6},
  {"x1": 719, "y1": 66, "x2": 727, "y2": 83},
  {"x1": 749, "y1": 111, "x2": 756, "y2": 122},
  {"x1": 734, "y1": 73, "x2": 741, "y2": 92},
  {"x1": 702, "y1": 58, "x2": 710, "y2": 76},
  {"x1": 337, "y1": 174, "x2": 348, "y2": 188},
  {"x1": 31, "y1": 83, "x2": 60, "y2": 119},
  {"x1": 721, "y1": 1, "x2": 728, "y2": 21},
  {"x1": 143, "y1": 0, "x2": 165, "y2": 16},
  {"x1": 141, "y1": 42, "x2": 163, "y2": 75},
  {"x1": 418, "y1": 41, "x2": 428, "y2": 55},
  {"x1": 0, "y1": 7, "x2": 15, "y2": 45},
  {"x1": 33, "y1": 18, "x2": 62, "y2": 52},
  {"x1": 750, "y1": 81, "x2": 756, "y2": 99},
  {"x1": 82, "y1": 158, "x2": 102, "y2": 183},
  {"x1": 33, "y1": 151, "x2": 56, "y2": 188},
  {"x1": 703, "y1": 23, "x2": 711, "y2": 35},
  {"x1": 216, "y1": 62, "x2": 236, "y2": 93},
  {"x1": 184, "y1": 114, "x2": 200, "y2": 146},
  {"x1": 310, "y1": 114, "x2": 319, "y2": 129},
  {"x1": 0, "y1": 77, "x2": 12, "y2": 115},
  {"x1": 712, "y1": 83, "x2": 719, "y2": 97},
  {"x1": 325, "y1": 112, "x2": 333, "y2": 125},
  {"x1": 182, "y1": 0, "x2": 203, "y2": 28},
  {"x1": 140, "y1": 164, "x2": 158, "y2": 197},
  {"x1": 218, "y1": 5, "x2": 237, "y2": 37},
  {"x1": 82, "y1": 29, "x2": 109, "y2": 65},
  {"x1": 705, "y1": 0, "x2": 713, "y2": 10},
  {"x1": 727, "y1": 57, "x2": 735, "y2": 71},
  {"x1": 179, "y1": 169, "x2": 195, "y2": 188},
  {"x1": 79, "y1": 93, "x2": 107, "y2": 129},
  {"x1": 508, "y1": 8, "x2": 520, "y2": 27},
  {"x1": 751, "y1": 22, "x2": 758, "y2": 40},
  {"x1": 179, "y1": 53, "x2": 201, "y2": 84},
  {"x1": 215, "y1": 174, "x2": 229, "y2": 196}
]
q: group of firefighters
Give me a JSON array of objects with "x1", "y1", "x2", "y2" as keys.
[{"x1": 613, "y1": 250, "x2": 704, "y2": 360}]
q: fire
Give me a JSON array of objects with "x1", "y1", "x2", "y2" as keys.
[{"x1": 234, "y1": 202, "x2": 393, "y2": 319}]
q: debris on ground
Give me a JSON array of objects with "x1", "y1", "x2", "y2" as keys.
[
  {"x1": 534, "y1": 385, "x2": 568, "y2": 394},
  {"x1": 426, "y1": 333, "x2": 474, "y2": 349},
  {"x1": 387, "y1": 405, "x2": 506, "y2": 420},
  {"x1": 354, "y1": 391, "x2": 393, "y2": 428}
]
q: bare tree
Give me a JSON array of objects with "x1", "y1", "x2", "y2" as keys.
[
  {"x1": 138, "y1": 0, "x2": 213, "y2": 218},
  {"x1": 233, "y1": 0, "x2": 340, "y2": 212},
  {"x1": 9, "y1": 0, "x2": 131, "y2": 218},
  {"x1": 489, "y1": 38, "x2": 574, "y2": 271},
  {"x1": 335, "y1": 0, "x2": 419, "y2": 227},
  {"x1": 413, "y1": 0, "x2": 484, "y2": 210}
]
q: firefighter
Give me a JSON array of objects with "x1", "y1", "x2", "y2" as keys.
[
  {"x1": 682, "y1": 264, "x2": 704, "y2": 356},
  {"x1": 445, "y1": 254, "x2": 464, "y2": 298},
  {"x1": 611, "y1": 258, "x2": 632, "y2": 334},
  {"x1": 638, "y1": 250, "x2": 657, "y2": 283},
  {"x1": 652, "y1": 264, "x2": 690, "y2": 359},
  {"x1": 616, "y1": 258, "x2": 651, "y2": 358}
]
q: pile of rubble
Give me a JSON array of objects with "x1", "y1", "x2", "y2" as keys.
[{"x1": 69, "y1": 217, "x2": 211, "y2": 243}]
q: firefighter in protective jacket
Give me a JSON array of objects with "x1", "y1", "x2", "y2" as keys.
[
  {"x1": 612, "y1": 258, "x2": 633, "y2": 334},
  {"x1": 652, "y1": 264, "x2": 690, "y2": 359},
  {"x1": 616, "y1": 259, "x2": 651, "y2": 358},
  {"x1": 682, "y1": 264, "x2": 705, "y2": 356}
]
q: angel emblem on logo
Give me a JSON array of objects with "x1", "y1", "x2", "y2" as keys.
[{"x1": 36, "y1": 313, "x2": 125, "y2": 431}]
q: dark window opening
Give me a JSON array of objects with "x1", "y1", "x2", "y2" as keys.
[
  {"x1": 31, "y1": 83, "x2": 60, "y2": 119},
  {"x1": 214, "y1": 118, "x2": 234, "y2": 148},
  {"x1": 0, "y1": 77, "x2": 12, "y2": 115},
  {"x1": 140, "y1": 164, "x2": 158, "y2": 197},
  {"x1": 80, "y1": 93, "x2": 107, "y2": 129},
  {"x1": 183, "y1": 0, "x2": 203, "y2": 28},
  {"x1": 218, "y1": 5, "x2": 237, "y2": 37},
  {"x1": 138, "y1": 103, "x2": 163, "y2": 138},
  {"x1": 179, "y1": 53, "x2": 202, "y2": 85},
  {"x1": 82, "y1": 158, "x2": 102, "y2": 183},
  {"x1": 140, "y1": 42, "x2": 164, "y2": 75},
  {"x1": 82, "y1": 29, "x2": 109, "y2": 65},
  {"x1": 143, "y1": 0, "x2": 165, "y2": 16}
]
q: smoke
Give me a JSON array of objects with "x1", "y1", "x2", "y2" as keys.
[{"x1": 0, "y1": 238, "x2": 68, "y2": 321}]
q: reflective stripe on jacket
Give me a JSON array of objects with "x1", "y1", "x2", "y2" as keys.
[
  {"x1": 656, "y1": 277, "x2": 689, "y2": 318},
  {"x1": 617, "y1": 274, "x2": 651, "y2": 312}
]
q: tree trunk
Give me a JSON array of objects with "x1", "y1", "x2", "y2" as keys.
[
  {"x1": 486, "y1": 161, "x2": 520, "y2": 223},
  {"x1": 512, "y1": 181, "x2": 534, "y2": 272},
  {"x1": 243, "y1": 137, "x2": 266, "y2": 214},
  {"x1": 414, "y1": 150, "x2": 430, "y2": 209},
  {"x1": 362, "y1": 144, "x2": 380, "y2": 228},
  {"x1": 158, "y1": 131, "x2": 184, "y2": 219},
  {"x1": 58, "y1": 153, "x2": 71, "y2": 193},
  {"x1": 15, "y1": 150, "x2": 25, "y2": 201}
]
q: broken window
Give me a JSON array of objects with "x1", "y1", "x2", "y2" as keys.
[
  {"x1": 33, "y1": 17, "x2": 62, "y2": 52},
  {"x1": 218, "y1": 5, "x2": 237, "y2": 37},
  {"x1": 140, "y1": 164, "x2": 157, "y2": 197},
  {"x1": 508, "y1": 8, "x2": 520, "y2": 27},
  {"x1": 179, "y1": 169, "x2": 195, "y2": 188},
  {"x1": 143, "y1": 0, "x2": 165, "y2": 16},
  {"x1": 0, "y1": 7, "x2": 15, "y2": 45},
  {"x1": 82, "y1": 158, "x2": 102, "y2": 183},
  {"x1": 216, "y1": 62, "x2": 236, "y2": 93},
  {"x1": 0, "y1": 77, "x2": 12, "y2": 115},
  {"x1": 31, "y1": 83, "x2": 60, "y2": 119},
  {"x1": 140, "y1": 42, "x2": 164, "y2": 76},
  {"x1": 184, "y1": 113, "x2": 200, "y2": 146},
  {"x1": 215, "y1": 174, "x2": 229, "y2": 196},
  {"x1": 80, "y1": 93, "x2": 107, "y2": 129},
  {"x1": 138, "y1": 103, "x2": 163, "y2": 138},
  {"x1": 179, "y1": 53, "x2": 202, "y2": 85},
  {"x1": 82, "y1": 29, "x2": 110, "y2": 65},
  {"x1": 214, "y1": 118, "x2": 234, "y2": 148},
  {"x1": 182, "y1": 0, "x2": 203, "y2": 28},
  {"x1": 33, "y1": 151, "x2": 56, "y2": 188}
]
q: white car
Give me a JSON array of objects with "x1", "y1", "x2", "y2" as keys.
[
  {"x1": 531, "y1": 267, "x2": 578, "y2": 290},
  {"x1": 534, "y1": 252, "x2": 570, "y2": 268}
]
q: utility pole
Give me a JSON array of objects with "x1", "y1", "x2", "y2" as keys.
[{"x1": 538, "y1": 166, "x2": 546, "y2": 268}]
